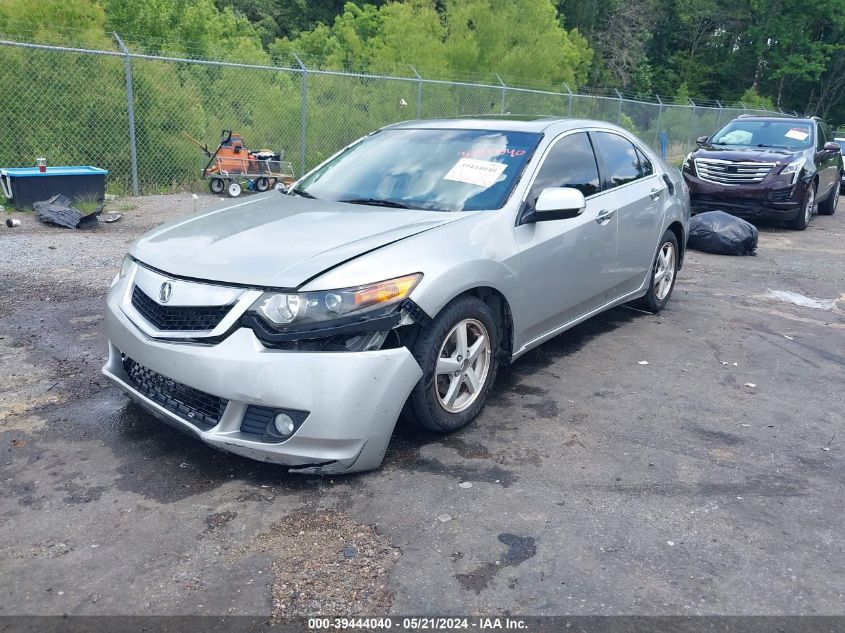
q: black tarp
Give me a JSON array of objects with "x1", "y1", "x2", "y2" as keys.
[{"x1": 33, "y1": 194, "x2": 100, "y2": 229}]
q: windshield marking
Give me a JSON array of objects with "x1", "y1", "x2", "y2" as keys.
[{"x1": 443, "y1": 158, "x2": 507, "y2": 188}]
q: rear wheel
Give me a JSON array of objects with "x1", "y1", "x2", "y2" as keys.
[
  {"x1": 406, "y1": 295, "x2": 499, "y2": 433},
  {"x1": 227, "y1": 181, "x2": 242, "y2": 197},
  {"x1": 209, "y1": 177, "x2": 225, "y2": 194},
  {"x1": 818, "y1": 180, "x2": 839, "y2": 215},
  {"x1": 630, "y1": 229, "x2": 679, "y2": 313},
  {"x1": 789, "y1": 185, "x2": 815, "y2": 229},
  {"x1": 254, "y1": 177, "x2": 270, "y2": 192}
]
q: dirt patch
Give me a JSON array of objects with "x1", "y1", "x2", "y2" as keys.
[{"x1": 257, "y1": 509, "x2": 399, "y2": 619}]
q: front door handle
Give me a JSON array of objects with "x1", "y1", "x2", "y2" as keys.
[
  {"x1": 596, "y1": 209, "x2": 615, "y2": 224},
  {"x1": 650, "y1": 188, "x2": 661, "y2": 200}
]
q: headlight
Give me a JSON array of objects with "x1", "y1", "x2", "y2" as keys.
[
  {"x1": 780, "y1": 157, "x2": 806, "y2": 184},
  {"x1": 111, "y1": 255, "x2": 133, "y2": 287},
  {"x1": 253, "y1": 273, "x2": 422, "y2": 328}
]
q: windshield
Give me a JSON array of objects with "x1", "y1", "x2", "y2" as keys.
[
  {"x1": 709, "y1": 120, "x2": 813, "y2": 150},
  {"x1": 294, "y1": 128, "x2": 542, "y2": 212}
]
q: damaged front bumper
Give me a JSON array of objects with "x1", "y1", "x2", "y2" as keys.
[{"x1": 102, "y1": 274, "x2": 423, "y2": 474}]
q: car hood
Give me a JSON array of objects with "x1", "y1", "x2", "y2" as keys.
[
  {"x1": 131, "y1": 193, "x2": 471, "y2": 288},
  {"x1": 693, "y1": 146, "x2": 800, "y2": 163}
]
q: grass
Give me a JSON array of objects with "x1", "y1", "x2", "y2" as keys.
[{"x1": 74, "y1": 199, "x2": 102, "y2": 215}]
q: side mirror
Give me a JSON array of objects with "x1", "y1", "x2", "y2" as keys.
[
  {"x1": 527, "y1": 187, "x2": 586, "y2": 222},
  {"x1": 696, "y1": 135, "x2": 709, "y2": 147},
  {"x1": 823, "y1": 141, "x2": 841, "y2": 153}
]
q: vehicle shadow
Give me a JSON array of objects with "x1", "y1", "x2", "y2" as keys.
[{"x1": 387, "y1": 305, "x2": 642, "y2": 469}]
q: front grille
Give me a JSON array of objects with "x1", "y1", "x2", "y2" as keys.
[
  {"x1": 694, "y1": 159, "x2": 775, "y2": 185},
  {"x1": 690, "y1": 195, "x2": 762, "y2": 214},
  {"x1": 131, "y1": 285, "x2": 232, "y2": 332},
  {"x1": 123, "y1": 356, "x2": 227, "y2": 429}
]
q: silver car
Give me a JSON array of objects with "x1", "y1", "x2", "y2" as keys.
[{"x1": 103, "y1": 117, "x2": 689, "y2": 474}]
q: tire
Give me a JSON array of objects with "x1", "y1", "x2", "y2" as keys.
[
  {"x1": 818, "y1": 179, "x2": 839, "y2": 215},
  {"x1": 789, "y1": 184, "x2": 815, "y2": 230},
  {"x1": 405, "y1": 295, "x2": 499, "y2": 433},
  {"x1": 254, "y1": 177, "x2": 270, "y2": 192},
  {"x1": 227, "y1": 181, "x2": 242, "y2": 197},
  {"x1": 209, "y1": 178, "x2": 225, "y2": 194},
  {"x1": 630, "y1": 229, "x2": 679, "y2": 313}
]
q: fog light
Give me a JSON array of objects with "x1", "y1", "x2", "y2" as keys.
[{"x1": 274, "y1": 413, "x2": 295, "y2": 437}]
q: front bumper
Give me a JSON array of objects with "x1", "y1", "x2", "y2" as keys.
[
  {"x1": 102, "y1": 279, "x2": 423, "y2": 474},
  {"x1": 684, "y1": 171, "x2": 808, "y2": 220}
]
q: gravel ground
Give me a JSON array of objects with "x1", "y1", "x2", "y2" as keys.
[
  {"x1": 0, "y1": 193, "x2": 221, "y2": 316},
  {"x1": 1, "y1": 192, "x2": 843, "y2": 619}
]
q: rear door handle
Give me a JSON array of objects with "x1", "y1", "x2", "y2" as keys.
[
  {"x1": 650, "y1": 188, "x2": 661, "y2": 200},
  {"x1": 595, "y1": 209, "x2": 615, "y2": 224}
]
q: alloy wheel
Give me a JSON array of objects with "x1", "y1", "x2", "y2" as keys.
[
  {"x1": 435, "y1": 318, "x2": 492, "y2": 413},
  {"x1": 653, "y1": 241, "x2": 676, "y2": 301},
  {"x1": 804, "y1": 187, "x2": 815, "y2": 224}
]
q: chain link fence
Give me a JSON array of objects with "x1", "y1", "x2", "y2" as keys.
[{"x1": 0, "y1": 36, "x2": 781, "y2": 196}]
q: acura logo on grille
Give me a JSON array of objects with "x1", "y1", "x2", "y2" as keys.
[{"x1": 159, "y1": 282, "x2": 173, "y2": 303}]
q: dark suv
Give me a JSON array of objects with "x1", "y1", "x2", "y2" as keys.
[{"x1": 683, "y1": 116, "x2": 843, "y2": 230}]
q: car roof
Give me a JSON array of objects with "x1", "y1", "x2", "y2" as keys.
[
  {"x1": 733, "y1": 116, "x2": 817, "y2": 124},
  {"x1": 384, "y1": 116, "x2": 622, "y2": 134}
]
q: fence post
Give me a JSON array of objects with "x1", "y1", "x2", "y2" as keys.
[
  {"x1": 293, "y1": 52, "x2": 307, "y2": 178},
  {"x1": 410, "y1": 65, "x2": 423, "y2": 119},
  {"x1": 685, "y1": 98, "x2": 696, "y2": 149},
  {"x1": 113, "y1": 32, "x2": 139, "y2": 196},
  {"x1": 496, "y1": 74, "x2": 506, "y2": 114},
  {"x1": 715, "y1": 100, "x2": 724, "y2": 130},
  {"x1": 563, "y1": 82, "x2": 573, "y2": 116},
  {"x1": 614, "y1": 89, "x2": 623, "y2": 125},
  {"x1": 653, "y1": 95, "x2": 664, "y2": 148}
]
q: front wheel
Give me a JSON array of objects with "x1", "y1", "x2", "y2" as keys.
[
  {"x1": 405, "y1": 295, "x2": 499, "y2": 433},
  {"x1": 789, "y1": 185, "x2": 814, "y2": 229},
  {"x1": 630, "y1": 229, "x2": 679, "y2": 313},
  {"x1": 254, "y1": 177, "x2": 270, "y2": 192}
]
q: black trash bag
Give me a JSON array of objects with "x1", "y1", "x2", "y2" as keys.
[
  {"x1": 688, "y1": 211, "x2": 758, "y2": 256},
  {"x1": 33, "y1": 194, "x2": 100, "y2": 229}
]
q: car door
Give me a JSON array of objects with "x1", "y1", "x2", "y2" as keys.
[
  {"x1": 514, "y1": 131, "x2": 618, "y2": 344},
  {"x1": 815, "y1": 123, "x2": 837, "y2": 200},
  {"x1": 591, "y1": 131, "x2": 664, "y2": 296}
]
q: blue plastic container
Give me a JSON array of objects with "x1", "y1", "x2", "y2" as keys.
[{"x1": 1, "y1": 166, "x2": 109, "y2": 210}]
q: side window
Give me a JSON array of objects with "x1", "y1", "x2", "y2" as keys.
[
  {"x1": 635, "y1": 147, "x2": 654, "y2": 177},
  {"x1": 594, "y1": 132, "x2": 641, "y2": 188},
  {"x1": 816, "y1": 124, "x2": 827, "y2": 150},
  {"x1": 528, "y1": 132, "x2": 600, "y2": 203}
]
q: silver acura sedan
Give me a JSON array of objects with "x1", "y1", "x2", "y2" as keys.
[{"x1": 103, "y1": 117, "x2": 689, "y2": 474}]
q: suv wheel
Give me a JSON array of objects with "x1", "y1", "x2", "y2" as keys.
[
  {"x1": 789, "y1": 185, "x2": 815, "y2": 230},
  {"x1": 818, "y1": 181, "x2": 839, "y2": 216},
  {"x1": 405, "y1": 295, "x2": 499, "y2": 433}
]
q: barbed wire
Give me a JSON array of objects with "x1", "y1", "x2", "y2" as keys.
[{"x1": 0, "y1": 18, "x2": 792, "y2": 110}]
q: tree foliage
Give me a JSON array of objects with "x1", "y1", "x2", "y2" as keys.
[{"x1": 0, "y1": 0, "x2": 843, "y2": 196}]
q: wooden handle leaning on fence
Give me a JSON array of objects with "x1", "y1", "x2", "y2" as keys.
[{"x1": 181, "y1": 131, "x2": 211, "y2": 156}]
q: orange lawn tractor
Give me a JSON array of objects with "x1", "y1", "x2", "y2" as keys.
[{"x1": 183, "y1": 130, "x2": 295, "y2": 197}]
